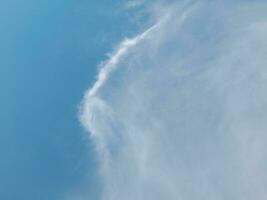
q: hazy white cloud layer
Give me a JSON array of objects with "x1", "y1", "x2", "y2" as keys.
[{"x1": 81, "y1": 1, "x2": 267, "y2": 199}]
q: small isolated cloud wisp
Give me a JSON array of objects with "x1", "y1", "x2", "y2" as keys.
[{"x1": 80, "y1": 1, "x2": 267, "y2": 199}]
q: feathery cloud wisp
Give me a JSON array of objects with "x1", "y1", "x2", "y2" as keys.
[{"x1": 81, "y1": 1, "x2": 267, "y2": 199}]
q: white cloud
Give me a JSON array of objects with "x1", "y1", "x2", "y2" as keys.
[
  {"x1": 123, "y1": 0, "x2": 146, "y2": 9},
  {"x1": 80, "y1": 1, "x2": 267, "y2": 199}
]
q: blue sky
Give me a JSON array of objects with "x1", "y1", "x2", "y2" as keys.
[
  {"x1": 2, "y1": 1, "x2": 267, "y2": 200},
  {"x1": 0, "y1": 1, "x2": 139, "y2": 199}
]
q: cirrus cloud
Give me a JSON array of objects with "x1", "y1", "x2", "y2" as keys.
[{"x1": 81, "y1": 1, "x2": 267, "y2": 199}]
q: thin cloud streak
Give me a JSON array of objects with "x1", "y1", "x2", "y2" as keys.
[{"x1": 86, "y1": 22, "x2": 160, "y2": 98}]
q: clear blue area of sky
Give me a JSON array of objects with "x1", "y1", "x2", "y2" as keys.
[{"x1": 0, "y1": 0, "x2": 139, "y2": 199}]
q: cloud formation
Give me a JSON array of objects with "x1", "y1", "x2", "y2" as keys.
[
  {"x1": 123, "y1": 0, "x2": 146, "y2": 9},
  {"x1": 81, "y1": 1, "x2": 267, "y2": 199}
]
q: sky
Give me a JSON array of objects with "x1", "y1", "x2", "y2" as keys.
[
  {"x1": 0, "y1": 0, "x2": 140, "y2": 199},
  {"x1": 2, "y1": 0, "x2": 267, "y2": 200}
]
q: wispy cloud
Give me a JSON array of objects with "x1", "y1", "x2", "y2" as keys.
[
  {"x1": 80, "y1": 1, "x2": 267, "y2": 199},
  {"x1": 123, "y1": 0, "x2": 146, "y2": 9}
]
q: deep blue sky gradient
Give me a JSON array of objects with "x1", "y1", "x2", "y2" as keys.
[{"x1": 0, "y1": 1, "x2": 139, "y2": 199}]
